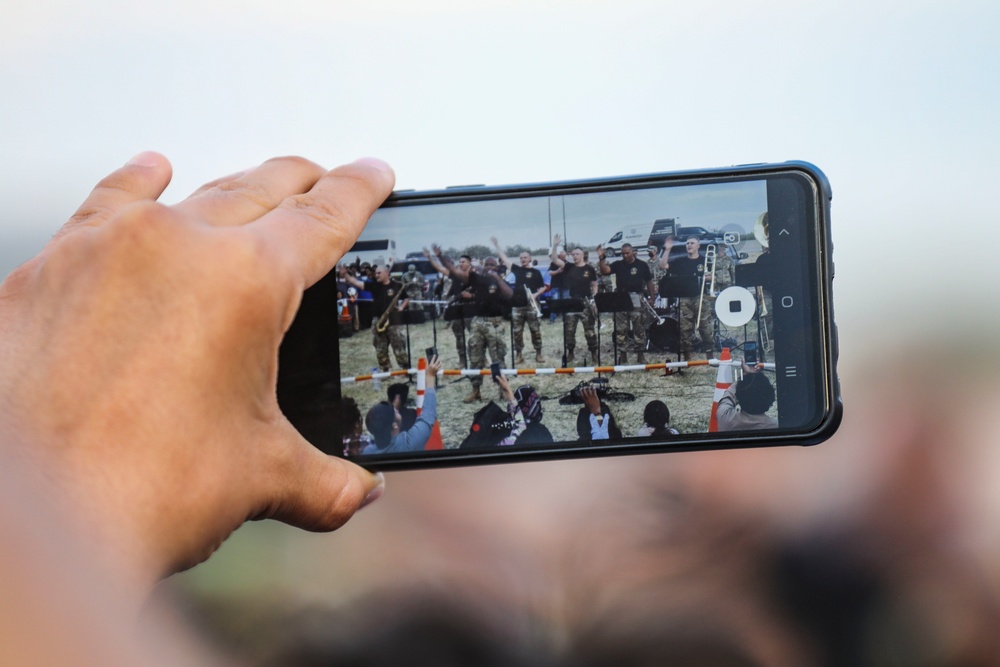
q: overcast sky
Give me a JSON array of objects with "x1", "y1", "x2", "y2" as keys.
[{"x1": 2, "y1": 0, "x2": 999, "y2": 342}]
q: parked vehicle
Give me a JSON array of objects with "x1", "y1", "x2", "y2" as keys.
[{"x1": 602, "y1": 218, "x2": 677, "y2": 257}]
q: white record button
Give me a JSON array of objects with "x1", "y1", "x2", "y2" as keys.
[{"x1": 715, "y1": 286, "x2": 756, "y2": 327}]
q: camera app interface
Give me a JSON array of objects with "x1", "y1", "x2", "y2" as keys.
[{"x1": 327, "y1": 178, "x2": 799, "y2": 458}]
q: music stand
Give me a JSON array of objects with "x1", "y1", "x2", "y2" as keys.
[
  {"x1": 547, "y1": 298, "x2": 585, "y2": 367},
  {"x1": 594, "y1": 292, "x2": 633, "y2": 365},
  {"x1": 658, "y1": 276, "x2": 718, "y2": 360}
]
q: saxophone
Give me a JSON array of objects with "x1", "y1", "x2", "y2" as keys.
[{"x1": 375, "y1": 285, "x2": 405, "y2": 333}]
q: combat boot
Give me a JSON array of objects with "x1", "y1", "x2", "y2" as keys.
[
  {"x1": 589, "y1": 348, "x2": 600, "y2": 365},
  {"x1": 617, "y1": 353, "x2": 628, "y2": 365},
  {"x1": 463, "y1": 387, "x2": 482, "y2": 403},
  {"x1": 565, "y1": 350, "x2": 575, "y2": 366},
  {"x1": 636, "y1": 352, "x2": 646, "y2": 364},
  {"x1": 515, "y1": 351, "x2": 525, "y2": 366},
  {"x1": 535, "y1": 350, "x2": 545, "y2": 363}
]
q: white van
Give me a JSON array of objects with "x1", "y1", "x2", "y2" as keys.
[
  {"x1": 346, "y1": 238, "x2": 397, "y2": 267},
  {"x1": 602, "y1": 218, "x2": 676, "y2": 257}
]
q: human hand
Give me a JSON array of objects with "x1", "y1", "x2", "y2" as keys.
[
  {"x1": 425, "y1": 355, "x2": 442, "y2": 382},
  {"x1": 494, "y1": 372, "x2": 514, "y2": 402},
  {"x1": 596, "y1": 244, "x2": 606, "y2": 260},
  {"x1": 0, "y1": 152, "x2": 394, "y2": 595},
  {"x1": 580, "y1": 386, "x2": 602, "y2": 416},
  {"x1": 552, "y1": 233, "x2": 562, "y2": 247}
]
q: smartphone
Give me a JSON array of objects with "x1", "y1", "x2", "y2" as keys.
[
  {"x1": 490, "y1": 362, "x2": 501, "y2": 383},
  {"x1": 744, "y1": 341, "x2": 758, "y2": 366},
  {"x1": 425, "y1": 346, "x2": 437, "y2": 362},
  {"x1": 277, "y1": 161, "x2": 840, "y2": 469}
]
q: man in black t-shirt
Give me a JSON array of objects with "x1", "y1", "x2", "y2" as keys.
[
  {"x1": 660, "y1": 236, "x2": 715, "y2": 360},
  {"x1": 437, "y1": 249, "x2": 513, "y2": 402},
  {"x1": 598, "y1": 243, "x2": 654, "y2": 364},
  {"x1": 341, "y1": 264, "x2": 410, "y2": 371},
  {"x1": 493, "y1": 237, "x2": 546, "y2": 366},
  {"x1": 550, "y1": 234, "x2": 600, "y2": 366},
  {"x1": 426, "y1": 248, "x2": 475, "y2": 369}
]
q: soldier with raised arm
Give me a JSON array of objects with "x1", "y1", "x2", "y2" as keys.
[
  {"x1": 492, "y1": 236, "x2": 546, "y2": 366},
  {"x1": 598, "y1": 242, "x2": 654, "y2": 364},
  {"x1": 550, "y1": 234, "x2": 600, "y2": 366},
  {"x1": 660, "y1": 236, "x2": 715, "y2": 360},
  {"x1": 436, "y1": 247, "x2": 513, "y2": 403},
  {"x1": 425, "y1": 246, "x2": 474, "y2": 370},
  {"x1": 341, "y1": 263, "x2": 410, "y2": 371}
]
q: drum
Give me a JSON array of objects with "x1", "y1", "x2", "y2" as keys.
[{"x1": 646, "y1": 315, "x2": 679, "y2": 352}]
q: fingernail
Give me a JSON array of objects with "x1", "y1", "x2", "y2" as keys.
[
  {"x1": 359, "y1": 472, "x2": 385, "y2": 509},
  {"x1": 352, "y1": 157, "x2": 393, "y2": 174},
  {"x1": 127, "y1": 151, "x2": 163, "y2": 168}
]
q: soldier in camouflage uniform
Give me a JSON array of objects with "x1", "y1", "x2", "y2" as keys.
[
  {"x1": 550, "y1": 235, "x2": 600, "y2": 366},
  {"x1": 492, "y1": 237, "x2": 546, "y2": 366},
  {"x1": 660, "y1": 237, "x2": 715, "y2": 360},
  {"x1": 341, "y1": 264, "x2": 410, "y2": 371},
  {"x1": 400, "y1": 264, "x2": 426, "y2": 311},
  {"x1": 426, "y1": 249, "x2": 474, "y2": 369},
  {"x1": 435, "y1": 249, "x2": 513, "y2": 402},
  {"x1": 714, "y1": 244, "x2": 735, "y2": 293},
  {"x1": 598, "y1": 243, "x2": 654, "y2": 364}
]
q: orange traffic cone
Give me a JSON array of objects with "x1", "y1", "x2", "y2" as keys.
[
  {"x1": 708, "y1": 347, "x2": 733, "y2": 432},
  {"x1": 338, "y1": 299, "x2": 351, "y2": 321},
  {"x1": 415, "y1": 357, "x2": 444, "y2": 450}
]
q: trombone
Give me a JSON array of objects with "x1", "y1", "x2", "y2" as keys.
[
  {"x1": 695, "y1": 244, "x2": 717, "y2": 329},
  {"x1": 525, "y1": 285, "x2": 543, "y2": 318}
]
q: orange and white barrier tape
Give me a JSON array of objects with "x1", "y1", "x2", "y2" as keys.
[{"x1": 341, "y1": 359, "x2": 774, "y2": 383}]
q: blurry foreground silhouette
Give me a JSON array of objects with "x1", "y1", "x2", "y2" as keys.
[{"x1": 168, "y1": 334, "x2": 1000, "y2": 667}]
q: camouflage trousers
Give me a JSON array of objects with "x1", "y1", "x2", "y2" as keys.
[
  {"x1": 678, "y1": 296, "x2": 714, "y2": 358},
  {"x1": 614, "y1": 296, "x2": 647, "y2": 355},
  {"x1": 371, "y1": 319, "x2": 408, "y2": 371},
  {"x1": 450, "y1": 316, "x2": 473, "y2": 369},
  {"x1": 511, "y1": 305, "x2": 542, "y2": 355},
  {"x1": 563, "y1": 302, "x2": 597, "y2": 355},
  {"x1": 468, "y1": 316, "x2": 507, "y2": 389}
]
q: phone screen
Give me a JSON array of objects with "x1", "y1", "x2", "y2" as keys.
[{"x1": 277, "y1": 163, "x2": 838, "y2": 468}]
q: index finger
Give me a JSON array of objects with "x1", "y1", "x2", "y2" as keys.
[{"x1": 253, "y1": 158, "x2": 395, "y2": 286}]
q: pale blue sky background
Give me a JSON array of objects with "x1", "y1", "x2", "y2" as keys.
[{"x1": 2, "y1": 0, "x2": 999, "y2": 343}]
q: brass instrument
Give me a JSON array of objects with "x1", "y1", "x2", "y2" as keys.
[
  {"x1": 758, "y1": 289, "x2": 772, "y2": 352},
  {"x1": 375, "y1": 285, "x2": 405, "y2": 333},
  {"x1": 753, "y1": 211, "x2": 769, "y2": 249},
  {"x1": 753, "y1": 212, "x2": 772, "y2": 351},
  {"x1": 642, "y1": 295, "x2": 665, "y2": 326},
  {"x1": 695, "y1": 244, "x2": 717, "y2": 329},
  {"x1": 525, "y1": 285, "x2": 543, "y2": 318}
]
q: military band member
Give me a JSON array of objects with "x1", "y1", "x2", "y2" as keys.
[
  {"x1": 492, "y1": 237, "x2": 546, "y2": 366},
  {"x1": 598, "y1": 243, "x2": 654, "y2": 364},
  {"x1": 400, "y1": 263, "x2": 427, "y2": 311},
  {"x1": 660, "y1": 236, "x2": 715, "y2": 360},
  {"x1": 340, "y1": 264, "x2": 410, "y2": 372},
  {"x1": 550, "y1": 234, "x2": 599, "y2": 366},
  {"x1": 437, "y1": 250, "x2": 513, "y2": 403},
  {"x1": 646, "y1": 246, "x2": 667, "y2": 306},
  {"x1": 426, "y1": 248, "x2": 474, "y2": 370}
]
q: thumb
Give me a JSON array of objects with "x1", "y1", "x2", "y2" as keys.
[{"x1": 259, "y1": 423, "x2": 385, "y2": 532}]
